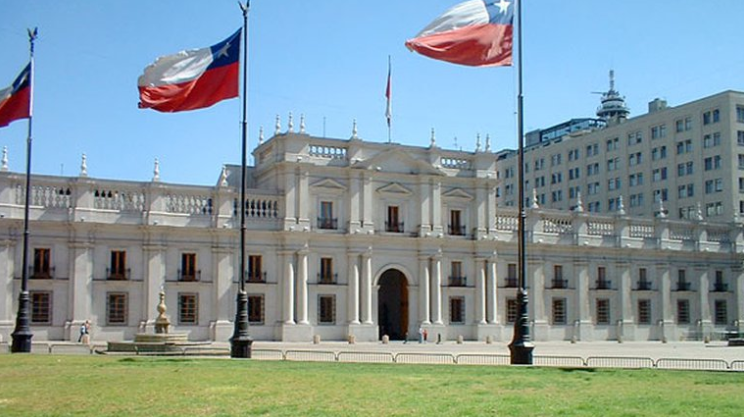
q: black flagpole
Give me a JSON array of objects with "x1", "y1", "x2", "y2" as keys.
[
  {"x1": 508, "y1": 0, "x2": 534, "y2": 365},
  {"x1": 11, "y1": 27, "x2": 38, "y2": 354},
  {"x1": 230, "y1": 1, "x2": 253, "y2": 358}
]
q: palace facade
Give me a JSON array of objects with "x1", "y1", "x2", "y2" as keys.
[{"x1": 1, "y1": 95, "x2": 743, "y2": 344}]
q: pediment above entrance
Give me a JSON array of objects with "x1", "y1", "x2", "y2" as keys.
[
  {"x1": 376, "y1": 182, "x2": 412, "y2": 196},
  {"x1": 442, "y1": 188, "x2": 473, "y2": 201},
  {"x1": 354, "y1": 148, "x2": 444, "y2": 176},
  {"x1": 310, "y1": 178, "x2": 347, "y2": 194}
]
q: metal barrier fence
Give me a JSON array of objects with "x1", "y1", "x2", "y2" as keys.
[
  {"x1": 585, "y1": 356, "x2": 655, "y2": 369},
  {"x1": 2, "y1": 342, "x2": 743, "y2": 372},
  {"x1": 249, "y1": 349, "x2": 744, "y2": 372}
]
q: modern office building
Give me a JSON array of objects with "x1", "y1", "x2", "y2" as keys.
[
  {"x1": 500, "y1": 83, "x2": 744, "y2": 223},
  {"x1": 0, "y1": 111, "x2": 742, "y2": 344}
]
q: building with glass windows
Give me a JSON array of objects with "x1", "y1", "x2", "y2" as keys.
[
  {"x1": 1, "y1": 92, "x2": 743, "y2": 345},
  {"x1": 500, "y1": 88, "x2": 744, "y2": 223}
]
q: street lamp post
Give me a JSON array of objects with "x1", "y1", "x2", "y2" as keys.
[
  {"x1": 508, "y1": 0, "x2": 534, "y2": 365},
  {"x1": 230, "y1": 1, "x2": 253, "y2": 358},
  {"x1": 11, "y1": 28, "x2": 38, "y2": 354}
]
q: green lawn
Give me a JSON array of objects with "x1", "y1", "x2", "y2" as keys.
[{"x1": 0, "y1": 355, "x2": 742, "y2": 416}]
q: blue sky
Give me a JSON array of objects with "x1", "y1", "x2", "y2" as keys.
[{"x1": 2, "y1": 0, "x2": 744, "y2": 185}]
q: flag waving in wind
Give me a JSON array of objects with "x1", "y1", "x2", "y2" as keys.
[
  {"x1": 138, "y1": 29, "x2": 241, "y2": 113},
  {"x1": 405, "y1": 0, "x2": 514, "y2": 67},
  {"x1": 385, "y1": 56, "x2": 392, "y2": 129},
  {"x1": 0, "y1": 64, "x2": 32, "y2": 128}
]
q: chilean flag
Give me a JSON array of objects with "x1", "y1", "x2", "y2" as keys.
[
  {"x1": 405, "y1": 0, "x2": 514, "y2": 67},
  {"x1": 138, "y1": 29, "x2": 241, "y2": 113},
  {"x1": 0, "y1": 63, "x2": 32, "y2": 128}
]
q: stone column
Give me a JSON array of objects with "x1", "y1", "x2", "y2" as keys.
[
  {"x1": 575, "y1": 260, "x2": 591, "y2": 341},
  {"x1": 486, "y1": 258, "x2": 498, "y2": 324},
  {"x1": 529, "y1": 259, "x2": 548, "y2": 340},
  {"x1": 349, "y1": 174, "x2": 361, "y2": 230},
  {"x1": 475, "y1": 186, "x2": 487, "y2": 237},
  {"x1": 284, "y1": 169, "x2": 297, "y2": 229},
  {"x1": 361, "y1": 251, "x2": 373, "y2": 324},
  {"x1": 475, "y1": 258, "x2": 487, "y2": 324},
  {"x1": 418, "y1": 256, "x2": 431, "y2": 324},
  {"x1": 657, "y1": 263, "x2": 673, "y2": 341},
  {"x1": 297, "y1": 171, "x2": 310, "y2": 228},
  {"x1": 486, "y1": 182, "x2": 497, "y2": 233},
  {"x1": 431, "y1": 253, "x2": 443, "y2": 325},
  {"x1": 281, "y1": 251, "x2": 295, "y2": 324},
  {"x1": 0, "y1": 240, "x2": 14, "y2": 340},
  {"x1": 697, "y1": 266, "x2": 712, "y2": 327},
  {"x1": 616, "y1": 261, "x2": 634, "y2": 340},
  {"x1": 432, "y1": 181, "x2": 443, "y2": 235},
  {"x1": 735, "y1": 267, "x2": 744, "y2": 326},
  {"x1": 347, "y1": 252, "x2": 360, "y2": 324},
  {"x1": 361, "y1": 173, "x2": 373, "y2": 229},
  {"x1": 419, "y1": 180, "x2": 431, "y2": 235},
  {"x1": 296, "y1": 248, "x2": 309, "y2": 325},
  {"x1": 143, "y1": 243, "x2": 166, "y2": 332},
  {"x1": 210, "y1": 244, "x2": 235, "y2": 341},
  {"x1": 68, "y1": 241, "x2": 93, "y2": 340}
]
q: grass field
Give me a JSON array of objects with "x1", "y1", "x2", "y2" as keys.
[{"x1": 0, "y1": 355, "x2": 742, "y2": 417}]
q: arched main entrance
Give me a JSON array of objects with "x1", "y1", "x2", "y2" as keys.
[{"x1": 377, "y1": 269, "x2": 409, "y2": 340}]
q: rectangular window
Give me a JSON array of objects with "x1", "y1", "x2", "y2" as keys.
[
  {"x1": 506, "y1": 298, "x2": 518, "y2": 324},
  {"x1": 449, "y1": 297, "x2": 465, "y2": 324},
  {"x1": 708, "y1": 155, "x2": 721, "y2": 170},
  {"x1": 32, "y1": 248, "x2": 52, "y2": 279},
  {"x1": 705, "y1": 178, "x2": 724, "y2": 194},
  {"x1": 737, "y1": 106, "x2": 744, "y2": 123},
  {"x1": 677, "y1": 299, "x2": 690, "y2": 324},
  {"x1": 714, "y1": 300, "x2": 728, "y2": 325},
  {"x1": 553, "y1": 265, "x2": 565, "y2": 288},
  {"x1": 320, "y1": 257, "x2": 334, "y2": 284},
  {"x1": 652, "y1": 167, "x2": 667, "y2": 182},
  {"x1": 180, "y1": 253, "x2": 198, "y2": 281},
  {"x1": 386, "y1": 205, "x2": 402, "y2": 232},
  {"x1": 629, "y1": 173, "x2": 643, "y2": 187},
  {"x1": 651, "y1": 124, "x2": 667, "y2": 139},
  {"x1": 107, "y1": 292, "x2": 128, "y2": 325},
  {"x1": 706, "y1": 201, "x2": 723, "y2": 217},
  {"x1": 449, "y1": 209, "x2": 464, "y2": 236},
  {"x1": 178, "y1": 293, "x2": 198, "y2": 325},
  {"x1": 552, "y1": 298, "x2": 567, "y2": 325},
  {"x1": 638, "y1": 299, "x2": 651, "y2": 325},
  {"x1": 248, "y1": 255, "x2": 263, "y2": 282},
  {"x1": 318, "y1": 201, "x2": 336, "y2": 229},
  {"x1": 318, "y1": 295, "x2": 336, "y2": 324},
  {"x1": 109, "y1": 250, "x2": 127, "y2": 280},
  {"x1": 30, "y1": 291, "x2": 52, "y2": 324},
  {"x1": 248, "y1": 294, "x2": 265, "y2": 324},
  {"x1": 596, "y1": 299, "x2": 610, "y2": 325},
  {"x1": 506, "y1": 263, "x2": 517, "y2": 287},
  {"x1": 627, "y1": 131, "x2": 643, "y2": 145},
  {"x1": 449, "y1": 261, "x2": 464, "y2": 287}
]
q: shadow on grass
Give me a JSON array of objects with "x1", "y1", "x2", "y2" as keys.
[{"x1": 559, "y1": 367, "x2": 596, "y2": 373}]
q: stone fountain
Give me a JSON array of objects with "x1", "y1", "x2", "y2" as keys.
[{"x1": 106, "y1": 290, "x2": 208, "y2": 354}]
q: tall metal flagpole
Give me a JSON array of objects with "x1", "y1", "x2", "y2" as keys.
[
  {"x1": 11, "y1": 27, "x2": 38, "y2": 354},
  {"x1": 231, "y1": 1, "x2": 253, "y2": 358},
  {"x1": 508, "y1": 0, "x2": 534, "y2": 365}
]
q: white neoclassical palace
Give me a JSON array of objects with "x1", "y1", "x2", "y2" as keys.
[{"x1": 1, "y1": 116, "x2": 743, "y2": 344}]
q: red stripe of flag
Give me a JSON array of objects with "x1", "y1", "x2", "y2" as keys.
[{"x1": 0, "y1": 64, "x2": 32, "y2": 128}]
